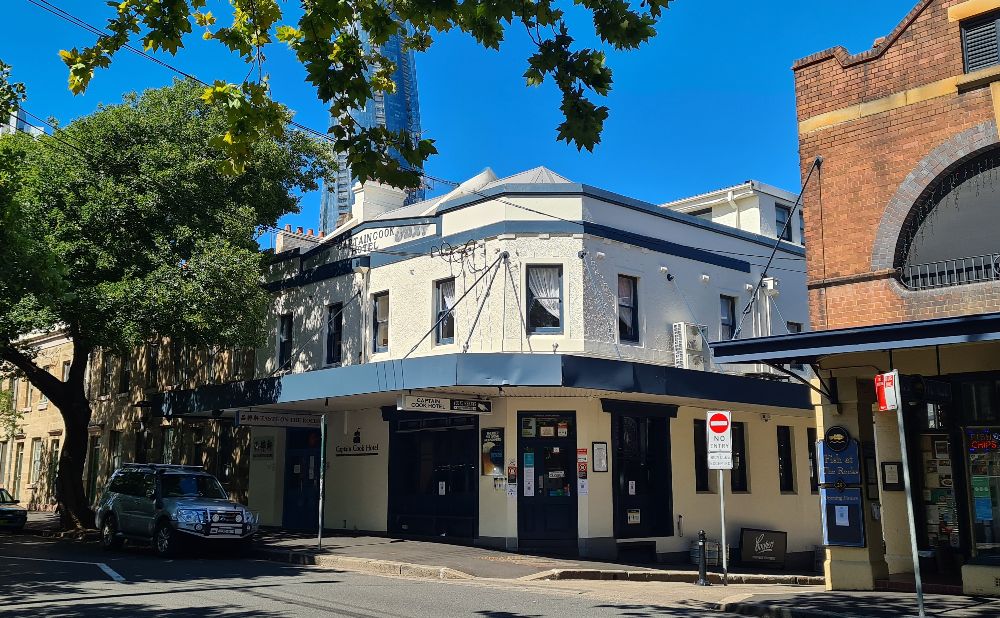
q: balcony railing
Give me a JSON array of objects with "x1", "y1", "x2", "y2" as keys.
[{"x1": 899, "y1": 253, "x2": 1000, "y2": 291}]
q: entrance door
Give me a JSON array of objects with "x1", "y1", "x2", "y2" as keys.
[
  {"x1": 85, "y1": 436, "x2": 101, "y2": 505},
  {"x1": 12, "y1": 442, "x2": 24, "y2": 500},
  {"x1": 282, "y1": 428, "x2": 322, "y2": 531},
  {"x1": 518, "y1": 413, "x2": 578, "y2": 554},
  {"x1": 612, "y1": 413, "x2": 673, "y2": 539},
  {"x1": 388, "y1": 413, "x2": 478, "y2": 540}
]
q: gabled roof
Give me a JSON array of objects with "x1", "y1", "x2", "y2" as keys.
[{"x1": 480, "y1": 166, "x2": 572, "y2": 190}]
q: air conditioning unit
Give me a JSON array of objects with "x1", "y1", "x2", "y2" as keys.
[
  {"x1": 672, "y1": 322, "x2": 708, "y2": 370},
  {"x1": 763, "y1": 277, "x2": 780, "y2": 296}
]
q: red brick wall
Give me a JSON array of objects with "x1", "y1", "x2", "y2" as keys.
[{"x1": 794, "y1": 0, "x2": 1000, "y2": 330}]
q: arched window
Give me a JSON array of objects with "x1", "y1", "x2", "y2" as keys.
[{"x1": 898, "y1": 149, "x2": 1000, "y2": 290}]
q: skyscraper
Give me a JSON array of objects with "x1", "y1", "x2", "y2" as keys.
[{"x1": 319, "y1": 31, "x2": 423, "y2": 234}]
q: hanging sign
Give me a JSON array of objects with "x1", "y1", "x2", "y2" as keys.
[
  {"x1": 400, "y1": 395, "x2": 491, "y2": 414},
  {"x1": 875, "y1": 371, "x2": 900, "y2": 412}
]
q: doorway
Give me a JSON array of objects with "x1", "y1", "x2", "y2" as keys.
[
  {"x1": 612, "y1": 412, "x2": 674, "y2": 539},
  {"x1": 282, "y1": 428, "x2": 322, "y2": 531},
  {"x1": 388, "y1": 412, "x2": 478, "y2": 540},
  {"x1": 517, "y1": 412, "x2": 578, "y2": 554},
  {"x1": 85, "y1": 435, "x2": 101, "y2": 505}
]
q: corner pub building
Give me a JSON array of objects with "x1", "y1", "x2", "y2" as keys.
[
  {"x1": 715, "y1": 0, "x2": 1000, "y2": 596},
  {"x1": 153, "y1": 166, "x2": 820, "y2": 566}
]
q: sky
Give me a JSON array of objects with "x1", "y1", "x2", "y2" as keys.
[{"x1": 2, "y1": 1, "x2": 920, "y2": 234}]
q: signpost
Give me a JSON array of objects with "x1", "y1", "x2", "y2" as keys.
[{"x1": 707, "y1": 411, "x2": 732, "y2": 584}]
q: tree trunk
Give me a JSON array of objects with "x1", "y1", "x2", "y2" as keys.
[{"x1": 56, "y1": 396, "x2": 96, "y2": 530}]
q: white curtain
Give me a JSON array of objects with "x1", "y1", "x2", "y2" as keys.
[
  {"x1": 618, "y1": 277, "x2": 634, "y2": 331},
  {"x1": 528, "y1": 267, "x2": 561, "y2": 319},
  {"x1": 440, "y1": 279, "x2": 456, "y2": 314}
]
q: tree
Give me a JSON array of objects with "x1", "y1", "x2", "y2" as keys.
[
  {"x1": 53, "y1": 0, "x2": 671, "y2": 187},
  {"x1": 0, "y1": 80, "x2": 332, "y2": 528}
]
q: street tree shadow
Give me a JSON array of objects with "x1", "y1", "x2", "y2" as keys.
[
  {"x1": 737, "y1": 592, "x2": 1000, "y2": 617},
  {"x1": 593, "y1": 601, "x2": 719, "y2": 617}
]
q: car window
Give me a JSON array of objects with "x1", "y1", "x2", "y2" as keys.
[
  {"x1": 0, "y1": 488, "x2": 14, "y2": 503},
  {"x1": 160, "y1": 474, "x2": 227, "y2": 499},
  {"x1": 107, "y1": 472, "x2": 127, "y2": 494}
]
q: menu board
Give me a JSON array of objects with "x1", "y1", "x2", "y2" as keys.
[{"x1": 921, "y1": 434, "x2": 958, "y2": 548}]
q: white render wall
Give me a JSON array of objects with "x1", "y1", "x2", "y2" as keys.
[{"x1": 259, "y1": 190, "x2": 807, "y2": 376}]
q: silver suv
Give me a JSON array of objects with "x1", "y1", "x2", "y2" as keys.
[{"x1": 96, "y1": 464, "x2": 258, "y2": 557}]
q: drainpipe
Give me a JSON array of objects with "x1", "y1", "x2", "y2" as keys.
[{"x1": 726, "y1": 190, "x2": 741, "y2": 231}]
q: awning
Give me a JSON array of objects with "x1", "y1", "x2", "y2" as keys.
[
  {"x1": 150, "y1": 353, "x2": 811, "y2": 417},
  {"x1": 712, "y1": 311, "x2": 1000, "y2": 365}
]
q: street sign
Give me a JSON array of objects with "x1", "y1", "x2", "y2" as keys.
[
  {"x1": 708, "y1": 451, "x2": 733, "y2": 470},
  {"x1": 399, "y1": 395, "x2": 492, "y2": 414},
  {"x1": 875, "y1": 370, "x2": 899, "y2": 412},
  {"x1": 707, "y1": 411, "x2": 732, "y2": 453},
  {"x1": 235, "y1": 410, "x2": 321, "y2": 428}
]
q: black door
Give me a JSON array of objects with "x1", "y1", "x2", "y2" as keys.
[
  {"x1": 388, "y1": 413, "x2": 478, "y2": 540},
  {"x1": 282, "y1": 428, "x2": 322, "y2": 531},
  {"x1": 612, "y1": 413, "x2": 673, "y2": 539},
  {"x1": 518, "y1": 413, "x2": 578, "y2": 554}
]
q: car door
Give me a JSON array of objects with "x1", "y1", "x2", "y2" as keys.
[
  {"x1": 131, "y1": 472, "x2": 157, "y2": 537},
  {"x1": 113, "y1": 471, "x2": 138, "y2": 534}
]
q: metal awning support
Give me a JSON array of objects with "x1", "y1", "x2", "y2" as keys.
[{"x1": 761, "y1": 362, "x2": 838, "y2": 404}]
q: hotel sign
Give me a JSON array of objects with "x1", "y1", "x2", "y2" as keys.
[
  {"x1": 399, "y1": 395, "x2": 492, "y2": 415},
  {"x1": 330, "y1": 223, "x2": 436, "y2": 260}
]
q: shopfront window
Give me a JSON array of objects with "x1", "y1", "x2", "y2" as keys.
[{"x1": 967, "y1": 427, "x2": 1000, "y2": 558}]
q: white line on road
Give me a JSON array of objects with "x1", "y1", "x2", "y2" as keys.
[{"x1": 0, "y1": 554, "x2": 126, "y2": 583}]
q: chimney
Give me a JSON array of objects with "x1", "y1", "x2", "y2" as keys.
[
  {"x1": 275, "y1": 224, "x2": 321, "y2": 254},
  {"x1": 351, "y1": 180, "x2": 407, "y2": 223}
]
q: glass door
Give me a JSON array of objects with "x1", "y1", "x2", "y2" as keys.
[{"x1": 517, "y1": 413, "x2": 577, "y2": 553}]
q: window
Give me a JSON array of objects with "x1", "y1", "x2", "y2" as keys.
[
  {"x1": 206, "y1": 346, "x2": 224, "y2": 383},
  {"x1": 61, "y1": 360, "x2": 71, "y2": 383},
  {"x1": 170, "y1": 341, "x2": 191, "y2": 385},
  {"x1": 775, "y1": 204, "x2": 792, "y2": 241},
  {"x1": 10, "y1": 378, "x2": 18, "y2": 409},
  {"x1": 25, "y1": 379, "x2": 33, "y2": 408},
  {"x1": 278, "y1": 313, "x2": 293, "y2": 369},
  {"x1": 109, "y1": 431, "x2": 123, "y2": 473},
  {"x1": 719, "y1": 295, "x2": 737, "y2": 341},
  {"x1": 118, "y1": 353, "x2": 130, "y2": 394},
  {"x1": 962, "y1": 12, "x2": 1000, "y2": 73},
  {"x1": 694, "y1": 419, "x2": 710, "y2": 492},
  {"x1": 146, "y1": 343, "x2": 159, "y2": 389},
  {"x1": 372, "y1": 292, "x2": 389, "y2": 352},
  {"x1": 47, "y1": 439, "x2": 59, "y2": 497},
  {"x1": 526, "y1": 265, "x2": 563, "y2": 333},
  {"x1": 786, "y1": 322, "x2": 804, "y2": 370},
  {"x1": 29, "y1": 438, "x2": 42, "y2": 485},
  {"x1": 798, "y1": 211, "x2": 805, "y2": 245},
  {"x1": 161, "y1": 427, "x2": 176, "y2": 464},
  {"x1": 0, "y1": 441, "x2": 6, "y2": 489},
  {"x1": 326, "y1": 304, "x2": 344, "y2": 365},
  {"x1": 232, "y1": 347, "x2": 253, "y2": 380},
  {"x1": 807, "y1": 427, "x2": 818, "y2": 493},
  {"x1": 12, "y1": 442, "x2": 24, "y2": 500},
  {"x1": 39, "y1": 366, "x2": 50, "y2": 403},
  {"x1": 100, "y1": 352, "x2": 114, "y2": 396},
  {"x1": 435, "y1": 279, "x2": 456, "y2": 345},
  {"x1": 618, "y1": 275, "x2": 639, "y2": 343},
  {"x1": 777, "y1": 425, "x2": 795, "y2": 492},
  {"x1": 731, "y1": 422, "x2": 749, "y2": 492}
]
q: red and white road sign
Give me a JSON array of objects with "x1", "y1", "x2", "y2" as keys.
[
  {"x1": 875, "y1": 370, "x2": 900, "y2": 412},
  {"x1": 707, "y1": 410, "x2": 732, "y2": 455}
]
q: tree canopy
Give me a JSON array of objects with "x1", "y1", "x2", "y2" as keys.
[
  {"x1": 0, "y1": 80, "x2": 331, "y2": 527},
  {"x1": 52, "y1": 0, "x2": 671, "y2": 186}
]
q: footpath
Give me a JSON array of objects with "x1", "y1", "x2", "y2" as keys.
[{"x1": 22, "y1": 514, "x2": 1000, "y2": 617}]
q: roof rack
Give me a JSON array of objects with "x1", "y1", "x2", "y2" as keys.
[{"x1": 120, "y1": 463, "x2": 206, "y2": 472}]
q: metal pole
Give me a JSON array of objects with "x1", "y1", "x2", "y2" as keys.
[
  {"x1": 719, "y1": 469, "x2": 728, "y2": 585},
  {"x1": 696, "y1": 529, "x2": 710, "y2": 586},
  {"x1": 896, "y1": 405, "x2": 925, "y2": 618},
  {"x1": 318, "y1": 413, "x2": 327, "y2": 550}
]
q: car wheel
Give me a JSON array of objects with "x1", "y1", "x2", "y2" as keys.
[
  {"x1": 153, "y1": 521, "x2": 176, "y2": 558},
  {"x1": 101, "y1": 516, "x2": 124, "y2": 550}
]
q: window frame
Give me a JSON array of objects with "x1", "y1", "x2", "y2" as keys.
[
  {"x1": 731, "y1": 422, "x2": 750, "y2": 493},
  {"x1": 617, "y1": 274, "x2": 640, "y2": 344},
  {"x1": 372, "y1": 292, "x2": 390, "y2": 353},
  {"x1": 277, "y1": 313, "x2": 294, "y2": 370},
  {"x1": 777, "y1": 425, "x2": 795, "y2": 493},
  {"x1": 693, "y1": 418, "x2": 711, "y2": 493},
  {"x1": 525, "y1": 265, "x2": 564, "y2": 334},
  {"x1": 719, "y1": 295, "x2": 738, "y2": 341},
  {"x1": 29, "y1": 438, "x2": 42, "y2": 485},
  {"x1": 962, "y1": 11, "x2": 1000, "y2": 74},
  {"x1": 775, "y1": 203, "x2": 793, "y2": 242},
  {"x1": 807, "y1": 427, "x2": 819, "y2": 493},
  {"x1": 100, "y1": 353, "x2": 114, "y2": 397},
  {"x1": 786, "y1": 322, "x2": 805, "y2": 370},
  {"x1": 117, "y1": 353, "x2": 131, "y2": 395},
  {"x1": 39, "y1": 366, "x2": 51, "y2": 404},
  {"x1": 325, "y1": 302, "x2": 344, "y2": 366},
  {"x1": 434, "y1": 278, "x2": 456, "y2": 346}
]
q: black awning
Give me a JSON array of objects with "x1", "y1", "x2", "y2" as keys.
[{"x1": 712, "y1": 311, "x2": 1000, "y2": 365}]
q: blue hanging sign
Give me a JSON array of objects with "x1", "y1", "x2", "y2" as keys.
[
  {"x1": 817, "y1": 439, "x2": 861, "y2": 486},
  {"x1": 821, "y1": 486, "x2": 866, "y2": 547}
]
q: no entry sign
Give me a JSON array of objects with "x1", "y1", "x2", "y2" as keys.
[{"x1": 707, "y1": 411, "x2": 733, "y2": 470}]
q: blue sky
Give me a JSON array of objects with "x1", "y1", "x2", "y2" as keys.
[{"x1": 3, "y1": 1, "x2": 918, "y2": 233}]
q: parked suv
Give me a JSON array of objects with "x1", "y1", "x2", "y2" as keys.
[
  {"x1": 0, "y1": 488, "x2": 27, "y2": 531},
  {"x1": 95, "y1": 464, "x2": 258, "y2": 556}
]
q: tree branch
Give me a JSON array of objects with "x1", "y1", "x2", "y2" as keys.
[{"x1": 0, "y1": 341, "x2": 70, "y2": 409}]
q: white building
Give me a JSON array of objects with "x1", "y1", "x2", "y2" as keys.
[{"x1": 157, "y1": 167, "x2": 820, "y2": 567}]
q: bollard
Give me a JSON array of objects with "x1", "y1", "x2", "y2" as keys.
[{"x1": 696, "y1": 529, "x2": 710, "y2": 586}]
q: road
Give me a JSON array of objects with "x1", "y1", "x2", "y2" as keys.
[{"x1": 0, "y1": 532, "x2": 785, "y2": 617}]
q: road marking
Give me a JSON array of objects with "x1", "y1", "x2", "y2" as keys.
[{"x1": 0, "y1": 554, "x2": 126, "y2": 582}]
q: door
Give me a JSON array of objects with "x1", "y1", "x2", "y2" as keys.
[
  {"x1": 12, "y1": 443, "x2": 24, "y2": 500},
  {"x1": 86, "y1": 435, "x2": 101, "y2": 505},
  {"x1": 282, "y1": 428, "x2": 322, "y2": 530},
  {"x1": 517, "y1": 413, "x2": 578, "y2": 554},
  {"x1": 612, "y1": 414, "x2": 673, "y2": 539}
]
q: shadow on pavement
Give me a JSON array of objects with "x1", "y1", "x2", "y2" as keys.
[{"x1": 743, "y1": 591, "x2": 1000, "y2": 618}]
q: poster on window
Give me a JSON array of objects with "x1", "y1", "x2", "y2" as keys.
[{"x1": 481, "y1": 428, "x2": 504, "y2": 476}]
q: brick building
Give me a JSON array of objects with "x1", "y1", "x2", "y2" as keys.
[{"x1": 715, "y1": 0, "x2": 1000, "y2": 597}]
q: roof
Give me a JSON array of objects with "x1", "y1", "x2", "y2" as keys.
[
  {"x1": 660, "y1": 180, "x2": 800, "y2": 211},
  {"x1": 480, "y1": 166, "x2": 572, "y2": 190},
  {"x1": 712, "y1": 311, "x2": 1000, "y2": 365}
]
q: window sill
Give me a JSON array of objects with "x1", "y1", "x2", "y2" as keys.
[
  {"x1": 957, "y1": 64, "x2": 1000, "y2": 92},
  {"x1": 696, "y1": 490, "x2": 716, "y2": 495},
  {"x1": 780, "y1": 491, "x2": 798, "y2": 496},
  {"x1": 37, "y1": 403, "x2": 49, "y2": 410},
  {"x1": 527, "y1": 331, "x2": 564, "y2": 337}
]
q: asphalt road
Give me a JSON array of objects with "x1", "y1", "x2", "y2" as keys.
[{"x1": 0, "y1": 532, "x2": 758, "y2": 617}]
